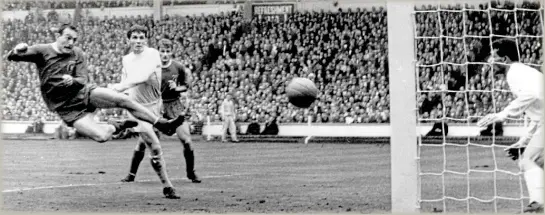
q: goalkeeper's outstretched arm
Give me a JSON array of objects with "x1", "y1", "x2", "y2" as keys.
[
  {"x1": 495, "y1": 93, "x2": 537, "y2": 120},
  {"x1": 477, "y1": 92, "x2": 537, "y2": 127}
]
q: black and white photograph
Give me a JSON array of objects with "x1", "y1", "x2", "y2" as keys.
[{"x1": 1, "y1": 0, "x2": 544, "y2": 213}]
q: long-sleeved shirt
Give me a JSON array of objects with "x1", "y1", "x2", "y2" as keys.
[
  {"x1": 121, "y1": 47, "x2": 162, "y2": 105},
  {"x1": 6, "y1": 43, "x2": 88, "y2": 111},
  {"x1": 161, "y1": 60, "x2": 190, "y2": 103},
  {"x1": 499, "y1": 63, "x2": 543, "y2": 139}
]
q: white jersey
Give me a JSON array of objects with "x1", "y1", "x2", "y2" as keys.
[
  {"x1": 502, "y1": 63, "x2": 544, "y2": 123},
  {"x1": 121, "y1": 47, "x2": 162, "y2": 105},
  {"x1": 221, "y1": 99, "x2": 236, "y2": 117}
]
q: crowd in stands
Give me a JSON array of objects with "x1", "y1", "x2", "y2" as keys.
[
  {"x1": 1, "y1": 1, "x2": 543, "y2": 125},
  {"x1": 415, "y1": 0, "x2": 543, "y2": 123},
  {"x1": 4, "y1": 0, "x2": 145, "y2": 10},
  {"x1": 3, "y1": 0, "x2": 237, "y2": 11},
  {"x1": 197, "y1": 7, "x2": 390, "y2": 124}
]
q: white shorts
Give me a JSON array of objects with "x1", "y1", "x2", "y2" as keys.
[{"x1": 127, "y1": 101, "x2": 162, "y2": 133}]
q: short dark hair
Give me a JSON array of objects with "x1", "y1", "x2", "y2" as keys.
[
  {"x1": 57, "y1": 24, "x2": 78, "y2": 35},
  {"x1": 158, "y1": 38, "x2": 173, "y2": 50},
  {"x1": 126, "y1": 24, "x2": 148, "y2": 39},
  {"x1": 492, "y1": 37, "x2": 519, "y2": 62}
]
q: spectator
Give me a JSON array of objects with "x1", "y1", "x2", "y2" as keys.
[
  {"x1": 2, "y1": 1, "x2": 542, "y2": 127},
  {"x1": 261, "y1": 115, "x2": 279, "y2": 135},
  {"x1": 415, "y1": 1, "x2": 543, "y2": 125},
  {"x1": 246, "y1": 116, "x2": 261, "y2": 135}
]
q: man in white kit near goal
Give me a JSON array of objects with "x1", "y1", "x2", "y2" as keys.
[
  {"x1": 477, "y1": 38, "x2": 543, "y2": 213},
  {"x1": 109, "y1": 25, "x2": 180, "y2": 199}
]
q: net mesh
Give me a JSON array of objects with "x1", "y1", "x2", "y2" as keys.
[{"x1": 413, "y1": 0, "x2": 543, "y2": 213}]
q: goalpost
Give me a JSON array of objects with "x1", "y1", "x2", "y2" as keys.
[
  {"x1": 387, "y1": 0, "x2": 419, "y2": 213},
  {"x1": 389, "y1": 0, "x2": 544, "y2": 213}
]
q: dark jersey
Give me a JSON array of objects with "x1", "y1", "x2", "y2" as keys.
[
  {"x1": 161, "y1": 60, "x2": 188, "y2": 102},
  {"x1": 7, "y1": 44, "x2": 89, "y2": 111}
]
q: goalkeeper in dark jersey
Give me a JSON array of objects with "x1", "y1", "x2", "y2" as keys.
[
  {"x1": 120, "y1": 38, "x2": 201, "y2": 183},
  {"x1": 5, "y1": 24, "x2": 185, "y2": 143}
]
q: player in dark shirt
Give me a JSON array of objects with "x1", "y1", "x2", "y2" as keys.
[
  {"x1": 120, "y1": 38, "x2": 202, "y2": 184},
  {"x1": 6, "y1": 24, "x2": 184, "y2": 143}
]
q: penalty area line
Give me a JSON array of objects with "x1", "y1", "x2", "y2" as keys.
[{"x1": 2, "y1": 173, "x2": 253, "y2": 193}]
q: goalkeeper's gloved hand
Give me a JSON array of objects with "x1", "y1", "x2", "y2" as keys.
[
  {"x1": 505, "y1": 147, "x2": 525, "y2": 161},
  {"x1": 504, "y1": 140, "x2": 528, "y2": 161}
]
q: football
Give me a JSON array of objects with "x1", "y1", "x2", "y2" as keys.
[{"x1": 285, "y1": 77, "x2": 319, "y2": 108}]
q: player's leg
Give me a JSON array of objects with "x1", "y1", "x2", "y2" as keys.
[
  {"x1": 164, "y1": 99, "x2": 201, "y2": 183},
  {"x1": 520, "y1": 129, "x2": 544, "y2": 212},
  {"x1": 139, "y1": 126, "x2": 180, "y2": 199},
  {"x1": 175, "y1": 122, "x2": 201, "y2": 183},
  {"x1": 228, "y1": 116, "x2": 239, "y2": 142},
  {"x1": 121, "y1": 138, "x2": 147, "y2": 182},
  {"x1": 55, "y1": 85, "x2": 138, "y2": 143},
  {"x1": 70, "y1": 113, "x2": 118, "y2": 143},
  {"x1": 221, "y1": 117, "x2": 229, "y2": 142},
  {"x1": 89, "y1": 87, "x2": 184, "y2": 135}
]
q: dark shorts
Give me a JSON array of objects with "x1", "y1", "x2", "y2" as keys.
[
  {"x1": 55, "y1": 84, "x2": 98, "y2": 126},
  {"x1": 162, "y1": 99, "x2": 190, "y2": 120}
]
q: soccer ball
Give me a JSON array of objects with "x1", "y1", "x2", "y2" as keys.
[{"x1": 285, "y1": 77, "x2": 319, "y2": 108}]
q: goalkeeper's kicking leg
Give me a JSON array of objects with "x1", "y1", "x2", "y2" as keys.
[{"x1": 518, "y1": 131, "x2": 544, "y2": 213}]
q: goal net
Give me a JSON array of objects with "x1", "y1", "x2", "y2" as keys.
[{"x1": 412, "y1": 0, "x2": 544, "y2": 213}]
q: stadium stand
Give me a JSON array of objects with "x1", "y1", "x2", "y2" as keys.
[
  {"x1": 1, "y1": 0, "x2": 542, "y2": 125},
  {"x1": 415, "y1": 1, "x2": 542, "y2": 123}
]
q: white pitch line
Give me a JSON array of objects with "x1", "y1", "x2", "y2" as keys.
[{"x1": 2, "y1": 173, "x2": 253, "y2": 193}]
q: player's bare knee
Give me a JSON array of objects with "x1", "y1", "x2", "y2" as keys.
[
  {"x1": 149, "y1": 150, "x2": 163, "y2": 168},
  {"x1": 150, "y1": 155, "x2": 163, "y2": 168},
  {"x1": 135, "y1": 142, "x2": 146, "y2": 152},
  {"x1": 93, "y1": 133, "x2": 110, "y2": 143},
  {"x1": 149, "y1": 148, "x2": 163, "y2": 157},
  {"x1": 181, "y1": 141, "x2": 193, "y2": 150},
  {"x1": 177, "y1": 135, "x2": 190, "y2": 144},
  {"x1": 116, "y1": 95, "x2": 134, "y2": 109},
  {"x1": 139, "y1": 130, "x2": 160, "y2": 145}
]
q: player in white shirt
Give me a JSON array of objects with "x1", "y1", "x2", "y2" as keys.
[
  {"x1": 109, "y1": 25, "x2": 180, "y2": 199},
  {"x1": 477, "y1": 38, "x2": 543, "y2": 212},
  {"x1": 119, "y1": 38, "x2": 201, "y2": 184}
]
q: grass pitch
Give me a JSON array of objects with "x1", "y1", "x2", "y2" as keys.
[{"x1": 2, "y1": 138, "x2": 527, "y2": 213}]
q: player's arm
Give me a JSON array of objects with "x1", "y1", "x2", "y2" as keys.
[
  {"x1": 496, "y1": 93, "x2": 537, "y2": 120},
  {"x1": 477, "y1": 92, "x2": 537, "y2": 127},
  {"x1": 71, "y1": 49, "x2": 89, "y2": 87},
  {"x1": 6, "y1": 43, "x2": 41, "y2": 63},
  {"x1": 174, "y1": 67, "x2": 192, "y2": 92}
]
